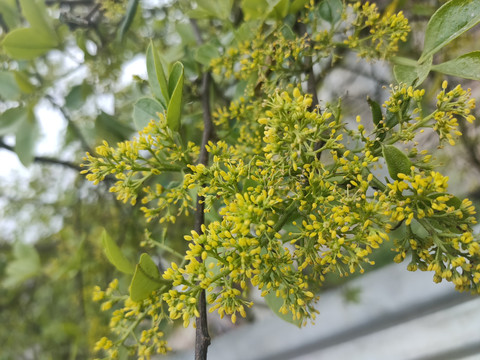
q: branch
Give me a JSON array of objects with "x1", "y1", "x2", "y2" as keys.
[
  {"x1": 191, "y1": 18, "x2": 214, "y2": 360},
  {"x1": 46, "y1": 95, "x2": 93, "y2": 154},
  {"x1": 0, "y1": 138, "x2": 81, "y2": 171}
]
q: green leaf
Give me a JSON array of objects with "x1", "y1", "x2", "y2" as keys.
[
  {"x1": 270, "y1": 0, "x2": 289, "y2": 19},
  {"x1": 2, "y1": 28, "x2": 57, "y2": 60},
  {"x1": 241, "y1": 0, "x2": 269, "y2": 20},
  {"x1": 318, "y1": 0, "x2": 342, "y2": 24},
  {"x1": 419, "y1": 0, "x2": 480, "y2": 63},
  {"x1": 0, "y1": 0, "x2": 21, "y2": 30},
  {"x1": 14, "y1": 107, "x2": 38, "y2": 167},
  {"x1": 117, "y1": 0, "x2": 139, "y2": 42},
  {"x1": 146, "y1": 41, "x2": 169, "y2": 107},
  {"x1": 101, "y1": 229, "x2": 135, "y2": 275},
  {"x1": 3, "y1": 242, "x2": 41, "y2": 288},
  {"x1": 13, "y1": 71, "x2": 36, "y2": 94},
  {"x1": 290, "y1": 0, "x2": 309, "y2": 14},
  {"x1": 129, "y1": 253, "x2": 164, "y2": 302},
  {"x1": 132, "y1": 97, "x2": 165, "y2": 130},
  {"x1": 194, "y1": 43, "x2": 221, "y2": 66},
  {"x1": 166, "y1": 62, "x2": 184, "y2": 131},
  {"x1": 19, "y1": 0, "x2": 57, "y2": 39},
  {"x1": 95, "y1": 111, "x2": 133, "y2": 144},
  {"x1": 415, "y1": 55, "x2": 432, "y2": 86},
  {"x1": 264, "y1": 291, "x2": 302, "y2": 327},
  {"x1": 393, "y1": 64, "x2": 417, "y2": 86},
  {"x1": 195, "y1": 0, "x2": 233, "y2": 20},
  {"x1": 382, "y1": 145, "x2": 412, "y2": 180},
  {"x1": 432, "y1": 51, "x2": 480, "y2": 80},
  {"x1": 0, "y1": 71, "x2": 21, "y2": 100},
  {"x1": 0, "y1": 107, "x2": 27, "y2": 136},
  {"x1": 366, "y1": 97, "x2": 383, "y2": 127},
  {"x1": 65, "y1": 82, "x2": 92, "y2": 110}
]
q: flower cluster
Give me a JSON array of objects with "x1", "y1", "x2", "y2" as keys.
[
  {"x1": 81, "y1": 115, "x2": 198, "y2": 223},
  {"x1": 92, "y1": 279, "x2": 171, "y2": 360},
  {"x1": 211, "y1": 27, "x2": 312, "y2": 81},
  {"x1": 344, "y1": 1, "x2": 410, "y2": 60}
]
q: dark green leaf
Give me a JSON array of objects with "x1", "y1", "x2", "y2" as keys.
[
  {"x1": 132, "y1": 97, "x2": 165, "y2": 130},
  {"x1": 95, "y1": 111, "x2": 133, "y2": 143},
  {"x1": 318, "y1": 0, "x2": 342, "y2": 24},
  {"x1": 167, "y1": 62, "x2": 184, "y2": 131},
  {"x1": 14, "y1": 107, "x2": 38, "y2": 167},
  {"x1": 432, "y1": 51, "x2": 480, "y2": 80},
  {"x1": 129, "y1": 253, "x2": 164, "y2": 302},
  {"x1": 101, "y1": 229, "x2": 135, "y2": 275},
  {"x1": 117, "y1": 0, "x2": 139, "y2": 42},
  {"x1": 366, "y1": 97, "x2": 383, "y2": 127},
  {"x1": 146, "y1": 41, "x2": 169, "y2": 107},
  {"x1": 420, "y1": 0, "x2": 480, "y2": 63},
  {"x1": 382, "y1": 145, "x2": 412, "y2": 180},
  {"x1": 65, "y1": 82, "x2": 92, "y2": 110}
]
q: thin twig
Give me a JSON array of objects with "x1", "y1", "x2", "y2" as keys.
[
  {"x1": 190, "y1": 17, "x2": 214, "y2": 360},
  {"x1": 0, "y1": 138, "x2": 81, "y2": 171}
]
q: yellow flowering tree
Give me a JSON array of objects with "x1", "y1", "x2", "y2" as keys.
[{"x1": 79, "y1": 0, "x2": 480, "y2": 359}]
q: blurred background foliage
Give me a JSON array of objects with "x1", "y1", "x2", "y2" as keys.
[{"x1": 0, "y1": 0, "x2": 479, "y2": 359}]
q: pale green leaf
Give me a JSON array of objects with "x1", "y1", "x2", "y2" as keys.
[
  {"x1": 194, "y1": 43, "x2": 221, "y2": 66},
  {"x1": 420, "y1": 0, "x2": 480, "y2": 63},
  {"x1": 166, "y1": 62, "x2": 184, "y2": 132},
  {"x1": 432, "y1": 51, "x2": 480, "y2": 80},
  {"x1": 2, "y1": 28, "x2": 57, "y2": 60},
  {"x1": 129, "y1": 253, "x2": 164, "y2": 302},
  {"x1": 14, "y1": 108, "x2": 38, "y2": 167},
  {"x1": 0, "y1": 71, "x2": 21, "y2": 100},
  {"x1": 19, "y1": 0, "x2": 57, "y2": 39},
  {"x1": 132, "y1": 97, "x2": 165, "y2": 130},
  {"x1": 13, "y1": 71, "x2": 36, "y2": 94},
  {"x1": 101, "y1": 229, "x2": 135, "y2": 275},
  {"x1": 393, "y1": 65, "x2": 417, "y2": 85},
  {"x1": 146, "y1": 41, "x2": 169, "y2": 107}
]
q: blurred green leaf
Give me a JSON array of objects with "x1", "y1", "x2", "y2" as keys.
[
  {"x1": 2, "y1": 28, "x2": 57, "y2": 60},
  {"x1": 129, "y1": 253, "x2": 163, "y2": 302},
  {"x1": 65, "y1": 82, "x2": 92, "y2": 110},
  {"x1": 3, "y1": 242, "x2": 41, "y2": 288},
  {"x1": 0, "y1": 0, "x2": 21, "y2": 31},
  {"x1": 318, "y1": 0, "x2": 342, "y2": 24},
  {"x1": 194, "y1": 43, "x2": 221, "y2": 66},
  {"x1": 14, "y1": 107, "x2": 38, "y2": 167},
  {"x1": 13, "y1": 71, "x2": 36, "y2": 94},
  {"x1": 117, "y1": 0, "x2": 139, "y2": 42},
  {"x1": 95, "y1": 111, "x2": 133, "y2": 144},
  {"x1": 432, "y1": 51, "x2": 480, "y2": 80},
  {"x1": 132, "y1": 97, "x2": 165, "y2": 130},
  {"x1": 19, "y1": 0, "x2": 57, "y2": 39},
  {"x1": 0, "y1": 107, "x2": 27, "y2": 136},
  {"x1": 265, "y1": 291, "x2": 302, "y2": 327},
  {"x1": 0, "y1": 71, "x2": 21, "y2": 100},
  {"x1": 101, "y1": 229, "x2": 135, "y2": 275},
  {"x1": 420, "y1": 0, "x2": 480, "y2": 63}
]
